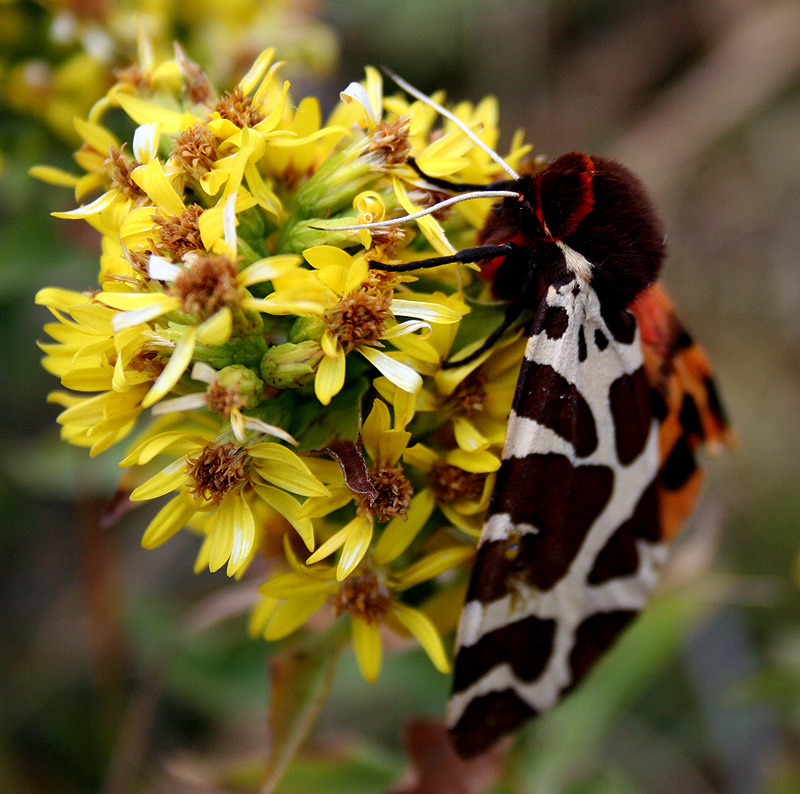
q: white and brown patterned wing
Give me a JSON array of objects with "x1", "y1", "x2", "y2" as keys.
[{"x1": 447, "y1": 269, "x2": 662, "y2": 758}]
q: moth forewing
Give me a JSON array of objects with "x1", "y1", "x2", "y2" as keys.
[{"x1": 447, "y1": 272, "x2": 664, "y2": 758}]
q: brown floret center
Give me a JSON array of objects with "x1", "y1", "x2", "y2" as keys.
[
  {"x1": 358, "y1": 465, "x2": 414, "y2": 522},
  {"x1": 172, "y1": 125, "x2": 218, "y2": 180},
  {"x1": 428, "y1": 463, "x2": 487, "y2": 504},
  {"x1": 186, "y1": 442, "x2": 252, "y2": 504},
  {"x1": 324, "y1": 290, "x2": 391, "y2": 353},
  {"x1": 106, "y1": 145, "x2": 144, "y2": 200},
  {"x1": 332, "y1": 571, "x2": 392, "y2": 625},
  {"x1": 363, "y1": 116, "x2": 412, "y2": 166},
  {"x1": 152, "y1": 203, "x2": 205, "y2": 261},
  {"x1": 450, "y1": 371, "x2": 488, "y2": 416},
  {"x1": 169, "y1": 253, "x2": 240, "y2": 318},
  {"x1": 213, "y1": 85, "x2": 266, "y2": 128}
]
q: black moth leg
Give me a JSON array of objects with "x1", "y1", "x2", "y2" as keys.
[
  {"x1": 408, "y1": 157, "x2": 517, "y2": 194},
  {"x1": 442, "y1": 254, "x2": 538, "y2": 369},
  {"x1": 369, "y1": 242, "x2": 517, "y2": 273}
]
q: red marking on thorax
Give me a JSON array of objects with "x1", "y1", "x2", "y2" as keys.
[{"x1": 480, "y1": 232, "x2": 526, "y2": 281}]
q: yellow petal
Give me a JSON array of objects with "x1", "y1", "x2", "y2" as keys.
[
  {"x1": 238, "y1": 47, "x2": 275, "y2": 95},
  {"x1": 207, "y1": 510, "x2": 234, "y2": 572},
  {"x1": 361, "y1": 398, "x2": 391, "y2": 462},
  {"x1": 141, "y1": 495, "x2": 194, "y2": 548},
  {"x1": 336, "y1": 514, "x2": 373, "y2": 581},
  {"x1": 358, "y1": 347, "x2": 422, "y2": 395},
  {"x1": 389, "y1": 602, "x2": 450, "y2": 673},
  {"x1": 343, "y1": 257, "x2": 369, "y2": 293},
  {"x1": 402, "y1": 443, "x2": 439, "y2": 473},
  {"x1": 131, "y1": 158, "x2": 185, "y2": 216},
  {"x1": 259, "y1": 571, "x2": 329, "y2": 599},
  {"x1": 394, "y1": 546, "x2": 475, "y2": 590},
  {"x1": 352, "y1": 617, "x2": 382, "y2": 683},
  {"x1": 253, "y1": 483, "x2": 315, "y2": 551},
  {"x1": 305, "y1": 521, "x2": 352, "y2": 566},
  {"x1": 391, "y1": 299, "x2": 462, "y2": 325},
  {"x1": 302, "y1": 245, "x2": 353, "y2": 271},
  {"x1": 142, "y1": 326, "x2": 197, "y2": 409},
  {"x1": 445, "y1": 447, "x2": 501, "y2": 473},
  {"x1": 264, "y1": 592, "x2": 327, "y2": 641},
  {"x1": 315, "y1": 351, "x2": 346, "y2": 406},
  {"x1": 238, "y1": 255, "x2": 302, "y2": 287},
  {"x1": 452, "y1": 415, "x2": 491, "y2": 453},
  {"x1": 374, "y1": 489, "x2": 436, "y2": 565},
  {"x1": 74, "y1": 116, "x2": 119, "y2": 154},
  {"x1": 29, "y1": 165, "x2": 81, "y2": 188},
  {"x1": 225, "y1": 495, "x2": 256, "y2": 575},
  {"x1": 197, "y1": 307, "x2": 232, "y2": 345},
  {"x1": 51, "y1": 189, "x2": 117, "y2": 219},
  {"x1": 129, "y1": 459, "x2": 186, "y2": 501},
  {"x1": 115, "y1": 93, "x2": 188, "y2": 133}
]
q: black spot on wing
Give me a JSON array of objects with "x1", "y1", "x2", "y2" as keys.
[
  {"x1": 513, "y1": 361, "x2": 598, "y2": 458},
  {"x1": 449, "y1": 689, "x2": 536, "y2": 758},
  {"x1": 452, "y1": 615, "x2": 557, "y2": 694},
  {"x1": 578, "y1": 325, "x2": 587, "y2": 362},
  {"x1": 594, "y1": 328, "x2": 608, "y2": 350},
  {"x1": 475, "y1": 453, "x2": 613, "y2": 596},
  {"x1": 599, "y1": 298, "x2": 637, "y2": 345},
  {"x1": 661, "y1": 434, "x2": 697, "y2": 490},
  {"x1": 609, "y1": 366, "x2": 652, "y2": 465},
  {"x1": 568, "y1": 610, "x2": 637, "y2": 684},
  {"x1": 587, "y1": 480, "x2": 660, "y2": 585},
  {"x1": 650, "y1": 388, "x2": 668, "y2": 423},
  {"x1": 703, "y1": 375, "x2": 728, "y2": 426},
  {"x1": 679, "y1": 394, "x2": 703, "y2": 438},
  {"x1": 539, "y1": 305, "x2": 569, "y2": 339}
]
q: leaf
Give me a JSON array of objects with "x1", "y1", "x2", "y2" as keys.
[
  {"x1": 385, "y1": 719, "x2": 504, "y2": 794},
  {"x1": 260, "y1": 626, "x2": 347, "y2": 794},
  {"x1": 296, "y1": 374, "x2": 370, "y2": 452}
]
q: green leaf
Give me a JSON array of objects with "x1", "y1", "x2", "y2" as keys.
[{"x1": 295, "y1": 374, "x2": 370, "y2": 452}]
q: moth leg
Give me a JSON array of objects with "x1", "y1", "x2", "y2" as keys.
[
  {"x1": 408, "y1": 156, "x2": 516, "y2": 194},
  {"x1": 369, "y1": 242, "x2": 517, "y2": 273},
  {"x1": 442, "y1": 257, "x2": 537, "y2": 369}
]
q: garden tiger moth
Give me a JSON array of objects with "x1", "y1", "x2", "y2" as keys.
[{"x1": 344, "y1": 71, "x2": 732, "y2": 758}]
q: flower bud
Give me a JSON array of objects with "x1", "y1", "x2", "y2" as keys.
[
  {"x1": 215, "y1": 365, "x2": 262, "y2": 409},
  {"x1": 260, "y1": 341, "x2": 324, "y2": 389},
  {"x1": 289, "y1": 316, "x2": 326, "y2": 343}
]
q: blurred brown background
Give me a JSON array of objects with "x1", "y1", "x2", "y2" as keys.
[{"x1": 1, "y1": 1, "x2": 799, "y2": 792}]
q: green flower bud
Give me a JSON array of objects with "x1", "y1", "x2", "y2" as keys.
[
  {"x1": 261, "y1": 341, "x2": 324, "y2": 389},
  {"x1": 215, "y1": 365, "x2": 262, "y2": 409},
  {"x1": 289, "y1": 316, "x2": 326, "y2": 343}
]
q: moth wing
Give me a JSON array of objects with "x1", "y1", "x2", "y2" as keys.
[
  {"x1": 448, "y1": 277, "x2": 662, "y2": 757},
  {"x1": 632, "y1": 282, "x2": 733, "y2": 539}
]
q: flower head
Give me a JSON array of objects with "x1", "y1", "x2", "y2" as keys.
[{"x1": 35, "y1": 44, "x2": 534, "y2": 686}]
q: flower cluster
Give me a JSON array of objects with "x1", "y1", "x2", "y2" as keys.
[{"x1": 35, "y1": 44, "x2": 532, "y2": 681}]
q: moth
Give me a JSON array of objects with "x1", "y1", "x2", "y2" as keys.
[{"x1": 338, "y1": 71, "x2": 731, "y2": 758}]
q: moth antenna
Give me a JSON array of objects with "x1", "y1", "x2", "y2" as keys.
[
  {"x1": 315, "y1": 190, "x2": 520, "y2": 231},
  {"x1": 382, "y1": 67, "x2": 521, "y2": 181}
]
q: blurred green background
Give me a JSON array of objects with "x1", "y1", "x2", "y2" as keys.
[{"x1": 1, "y1": 1, "x2": 799, "y2": 792}]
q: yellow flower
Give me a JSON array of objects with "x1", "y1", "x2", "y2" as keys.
[
  {"x1": 122, "y1": 426, "x2": 329, "y2": 576},
  {"x1": 258, "y1": 245, "x2": 463, "y2": 405},
  {"x1": 252, "y1": 532, "x2": 472, "y2": 682}
]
